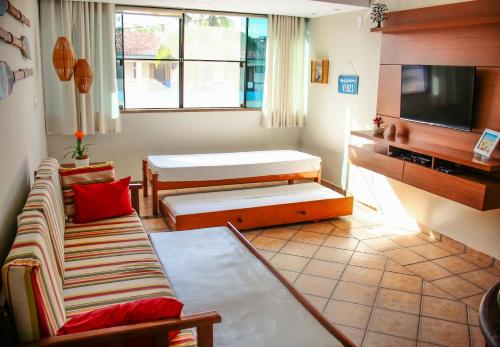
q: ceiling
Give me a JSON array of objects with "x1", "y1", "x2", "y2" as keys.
[{"x1": 103, "y1": 0, "x2": 371, "y2": 18}]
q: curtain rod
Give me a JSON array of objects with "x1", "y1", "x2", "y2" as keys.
[{"x1": 116, "y1": 4, "x2": 268, "y2": 19}]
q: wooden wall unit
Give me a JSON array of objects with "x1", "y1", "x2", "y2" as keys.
[{"x1": 352, "y1": 0, "x2": 500, "y2": 211}]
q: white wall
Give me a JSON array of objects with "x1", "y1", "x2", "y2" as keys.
[
  {"x1": 47, "y1": 111, "x2": 301, "y2": 179},
  {"x1": 0, "y1": 0, "x2": 47, "y2": 262},
  {"x1": 302, "y1": 0, "x2": 500, "y2": 259}
]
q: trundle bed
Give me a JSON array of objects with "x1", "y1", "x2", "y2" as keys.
[
  {"x1": 142, "y1": 150, "x2": 322, "y2": 214},
  {"x1": 150, "y1": 224, "x2": 355, "y2": 347},
  {"x1": 160, "y1": 182, "x2": 353, "y2": 230}
]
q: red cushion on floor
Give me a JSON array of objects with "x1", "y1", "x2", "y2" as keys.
[
  {"x1": 57, "y1": 297, "x2": 184, "y2": 341},
  {"x1": 72, "y1": 177, "x2": 134, "y2": 223}
]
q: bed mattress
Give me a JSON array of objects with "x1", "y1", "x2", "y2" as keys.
[
  {"x1": 150, "y1": 227, "x2": 344, "y2": 347},
  {"x1": 147, "y1": 150, "x2": 321, "y2": 182},
  {"x1": 163, "y1": 182, "x2": 343, "y2": 216}
]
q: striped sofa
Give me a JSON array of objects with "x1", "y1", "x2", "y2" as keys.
[{"x1": 2, "y1": 159, "x2": 220, "y2": 346}]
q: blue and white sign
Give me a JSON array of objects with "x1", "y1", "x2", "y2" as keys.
[{"x1": 338, "y1": 74, "x2": 359, "y2": 95}]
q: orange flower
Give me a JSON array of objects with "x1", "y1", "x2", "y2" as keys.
[{"x1": 75, "y1": 131, "x2": 84, "y2": 140}]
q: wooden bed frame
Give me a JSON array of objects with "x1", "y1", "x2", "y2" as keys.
[
  {"x1": 142, "y1": 159, "x2": 322, "y2": 215},
  {"x1": 225, "y1": 222, "x2": 354, "y2": 347},
  {"x1": 160, "y1": 194, "x2": 353, "y2": 231}
]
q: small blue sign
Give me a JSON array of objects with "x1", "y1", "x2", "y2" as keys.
[{"x1": 338, "y1": 74, "x2": 359, "y2": 95}]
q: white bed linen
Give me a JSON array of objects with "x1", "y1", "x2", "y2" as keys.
[
  {"x1": 147, "y1": 150, "x2": 321, "y2": 182},
  {"x1": 163, "y1": 182, "x2": 343, "y2": 216}
]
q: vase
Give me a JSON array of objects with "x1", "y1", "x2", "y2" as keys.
[
  {"x1": 74, "y1": 156, "x2": 89, "y2": 167},
  {"x1": 372, "y1": 127, "x2": 384, "y2": 136}
]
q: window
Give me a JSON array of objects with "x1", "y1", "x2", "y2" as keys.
[{"x1": 115, "y1": 8, "x2": 268, "y2": 110}]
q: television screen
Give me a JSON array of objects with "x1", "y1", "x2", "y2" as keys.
[{"x1": 400, "y1": 65, "x2": 476, "y2": 131}]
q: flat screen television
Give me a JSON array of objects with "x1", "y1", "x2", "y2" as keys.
[{"x1": 400, "y1": 65, "x2": 476, "y2": 131}]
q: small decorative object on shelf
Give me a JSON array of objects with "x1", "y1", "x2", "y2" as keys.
[
  {"x1": 370, "y1": 2, "x2": 388, "y2": 29},
  {"x1": 65, "y1": 131, "x2": 92, "y2": 167},
  {"x1": 386, "y1": 123, "x2": 396, "y2": 138},
  {"x1": 473, "y1": 128, "x2": 500, "y2": 160},
  {"x1": 372, "y1": 115, "x2": 384, "y2": 135}
]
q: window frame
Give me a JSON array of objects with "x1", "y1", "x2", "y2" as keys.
[{"x1": 115, "y1": 7, "x2": 267, "y2": 112}]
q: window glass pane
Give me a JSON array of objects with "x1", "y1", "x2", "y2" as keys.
[
  {"x1": 246, "y1": 17, "x2": 267, "y2": 108},
  {"x1": 122, "y1": 13, "x2": 179, "y2": 59},
  {"x1": 124, "y1": 61, "x2": 179, "y2": 109},
  {"x1": 184, "y1": 13, "x2": 246, "y2": 61},
  {"x1": 184, "y1": 62, "x2": 242, "y2": 108},
  {"x1": 116, "y1": 60, "x2": 125, "y2": 109}
]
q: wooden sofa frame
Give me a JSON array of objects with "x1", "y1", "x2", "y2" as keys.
[
  {"x1": 21, "y1": 311, "x2": 221, "y2": 347},
  {"x1": 142, "y1": 159, "x2": 322, "y2": 215}
]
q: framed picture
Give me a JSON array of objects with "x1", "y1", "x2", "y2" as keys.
[
  {"x1": 311, "y1": 60, "x2": 329, "y2": 84},
  {"x1": 473, "y1": 128, "x2": 500, "y2": 159}
]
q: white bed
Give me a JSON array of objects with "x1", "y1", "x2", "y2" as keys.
[{"x1": 147, "y1": 150, "x2": 321, "y2": 182}]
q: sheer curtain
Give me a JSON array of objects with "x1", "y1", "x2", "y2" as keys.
[
  {"x1": 40, "y1": 0, "x2": 120, "y2": 135},
  {"x1": 262, "y1": 15, "x2": 307, "y2": 129}
]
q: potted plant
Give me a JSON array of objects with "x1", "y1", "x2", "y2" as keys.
[
  {"x1": 373, "y1": 115, "x2": 385, "y2": 135},
  {"x1": 65, "y1": 131, "x2": 92, "y2": 167},
  {"x1": 371, "y1": 2, "x2": 389, "y2": 28}
]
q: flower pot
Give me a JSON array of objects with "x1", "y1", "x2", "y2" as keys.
[
  {"x1": 74, "y1": 156, "x2": 89, "y2": 167},
  {"x1": 372, "y1": 127, "x2": 384, "y2": 136}
]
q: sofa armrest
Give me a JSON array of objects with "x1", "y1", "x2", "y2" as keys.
[
  {"x1": 21, "y1": 311, "x2": 221, "y2": 347},
  {"x1": 130, "y1": 181, "x2": 142, "y2": 216}
]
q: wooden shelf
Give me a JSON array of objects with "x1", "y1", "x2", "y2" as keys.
[
  {"x1": 370, "y1": 15, "x2": 500, "y2": 33},
  {"x1": 351, "y1": 130, "x2": 500, "y2": 172}
]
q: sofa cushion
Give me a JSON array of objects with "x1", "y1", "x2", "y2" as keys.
[
  {"x1": 63, "y1": 212, "x2": 176, "y2": 318},
  {"x1": 23, "y1": 179, "x2": 66, "y2": 276},
  {"x1": 72, "y1": 177, "x2": 134, "y2": 224},
  {"x1": 59, "y1": 163, "x2": 116, "y2": 218},
  {"x1": 2, "y1": 211, "x2": 66, "y2": 342}
]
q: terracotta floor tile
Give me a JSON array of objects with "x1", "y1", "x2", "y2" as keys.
[
  {"x1": 278, "y1": 269, "x2": 300, "y2": 283},
  {"x1": 469, "y1": 326, "x2": 485, "y2": 347},
  {"x1": 280, "y1": 241, "x2": 319, "y2": 258},
  {"x1": 433, "y1": 255, "x2": 479, "y2": 274},
  {"x1": 313, "y1": 246, "x2": 353, "y2": 264},
  {"x1": 335, "y1": 324, "x2": 366, "y2": 346},
  {"x1": 330, "y1": 228, "x2": 354, "y2": 238},
  {"x1": 363, "y1": 237, "x2": 402, "y2": 252},
  {"x1": 434, "y1": 240, "x2": 464, "y2": 255},
  {"x1": 341, "y1": 265, "x2": 384, "y2": 286},
  {"x1": 355, "y1": 242, "x2": 381, "y2": 255},
  {"x1": 381, "y1": 272, "x2": 422, "y2": 294},
  {"x1": 259, "y1": 227, "x2": 298, "y2": 240},
  {"x1": 290, "y1": 230, "x2": 328, "y2": 245},
  {"x1": 389, "y1": 234, "x2": 429, "y2": 247},
  {"x1": 349, "y1": 251, "x2": 387, "y2": 270},
  {"x1": 457, "y1": 253, "x2": 491, "y2": 268},
  {"x1": 467, "y1": 307, "x2": 479, "y2": 326},
  {"x1": 368, "y1": 308, "x2": 419, "y2": 340},
  {"x1": 408, "y1": 244, "x2": 452, "y2": 260},
  {"x1": 422, "y1": 281, "x2": 454, "y2": 300},
  {"x1": 333, "y1": 281, "x2": 378, "y2": 306},
  {"x1": 303, "y1": 294, "x2": 328, "y2": 312},
  {"x1": 270, "y1": 253, "x2": 309, "y2": 272},
  {"x1": 386, "y1": 260, "x2": 413, "y2": 275},
  {"x1": 323, "y1": 300, "x2": 372, "y2": 329},
  {"x1": 376, "y1": 288, "x2": 421, "y2": 315},
  {"x1": 323, "y1": 235, "x2": 359, "y2": 250},
  {"x1": 421, "y1": 296, "x2": 467, "y2": 324},
  {"x1": 418, "y1": 317, "x2": 470, "y2": 347},
  {"x1": 432, "y1": 276, "x2": 483, "y2": 299},
  {"x1": 417, "y1": 342, "x2": 442, "y2": 347},
  {"x1": 383, "y1": 248, "x2": 426, "y2": 266},
  {"x1": 461, "y1": 294, "x2": 485, "y2": 311},
  {"x1": 362, "y1": 331, "x2": 416, "y2": 347},
  {"x1": 330, "y1": 217, "x2": 364, "y2": 230},
  {"x1": 460, "y1": 269, "x2": 500, "y2": 290},
  {"x1": 416, "y1": 232, "x2": 440, "y2": 243},
  {"x1": 405, "y1": 261, "x2": 453, "y2": 281},
  {"x1": 301, "y1": 222, "x2": 335, "y2": 234},
  {"x1": 302, "y1": 259, "x2": 346, "y2": 279},
  {"x1": 251, "y1": 236, "x2": 286, "y2": 252},
  {"x1": 294, "y1": 274, "x2": 337, "y2": 298},
  {"x1": 349, "y1": 227, "x2": 389, "y2": 240}
]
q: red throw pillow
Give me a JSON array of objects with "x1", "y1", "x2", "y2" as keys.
[
  {"x1": 57, "y1": 297, "x2": 184, "y2": 342},
  {"x1": 72, "y1": 177, "x2": 134, "y2": 224}
]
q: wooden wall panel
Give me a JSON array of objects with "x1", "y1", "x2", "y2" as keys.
[
  {"x1": 474, "y1": 67, "x2": 500, "y2": 132},
  {"x1": 380, "y1": 25, "x2": 500, "y2": 66},
  {"x1": 376, "y1": 65, "x2": 401, "y2": 118}
]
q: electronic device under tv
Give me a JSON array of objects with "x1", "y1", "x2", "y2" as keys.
[{"x1": 400, "y1": 65, "x2": 476, "y2": 131}]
